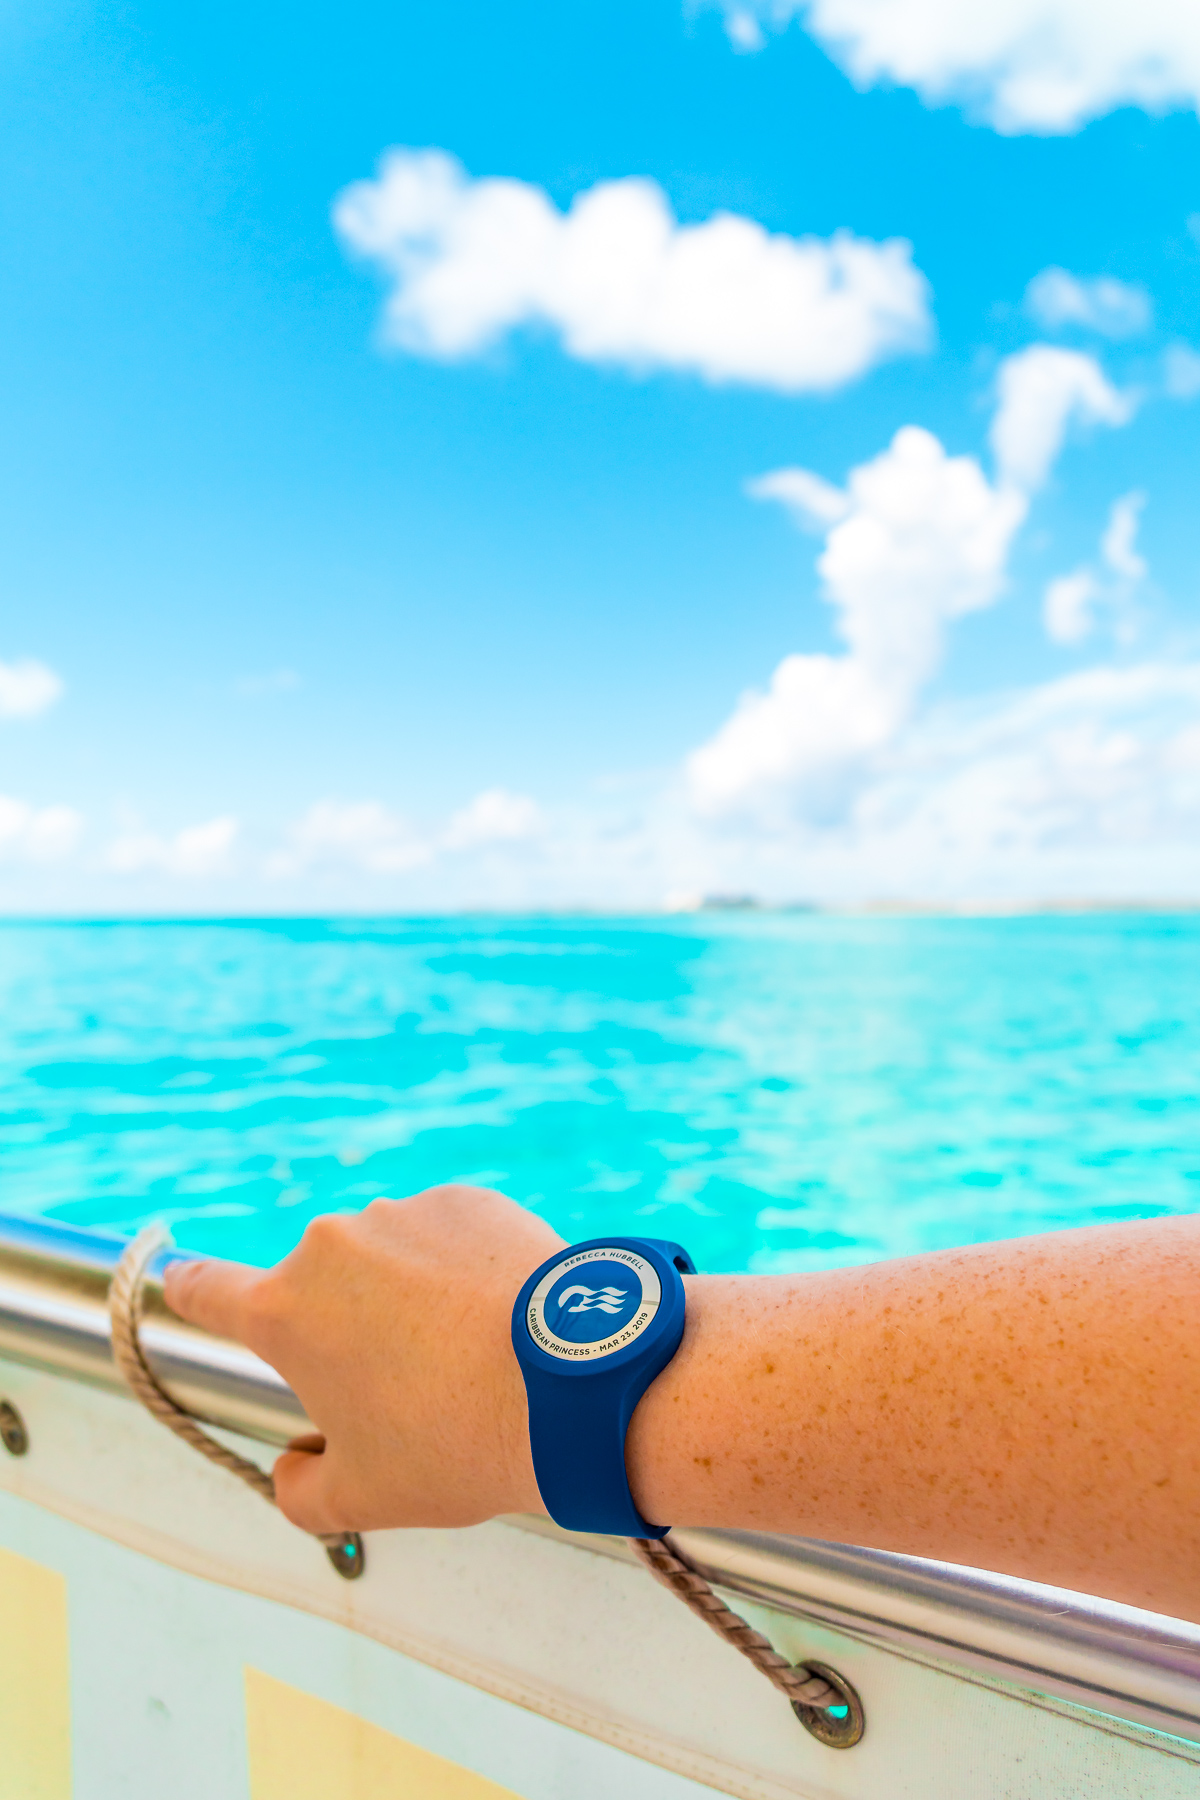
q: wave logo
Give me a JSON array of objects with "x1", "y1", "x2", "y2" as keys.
[{"x1": 554, "y1": 1284, "x2": 630, "y2": 1316}]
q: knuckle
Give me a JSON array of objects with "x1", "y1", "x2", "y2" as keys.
[
  {"x1": 300, "y1": 1210, "x2": 352, "y2": 1255},
  {"x1": 422, "y1": 1181, "x2": 483, "y2": 1213}
]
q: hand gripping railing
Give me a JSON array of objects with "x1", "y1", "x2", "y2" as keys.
[
  {"x1": 2, "y1": 1211, "x2": 1200, "y2": 1749},
  {"x1": 102, "y1": 1223, "x2": 857, "y2": 1741}
]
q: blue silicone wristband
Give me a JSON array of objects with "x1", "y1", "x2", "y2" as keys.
[{"x1": 512, "y1": 1235, "x2": 695, "y2": 1538}]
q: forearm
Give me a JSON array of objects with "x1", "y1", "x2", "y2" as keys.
[{"x1": 626, "y1": 1216, "x2": 1200, "y2": 1618}]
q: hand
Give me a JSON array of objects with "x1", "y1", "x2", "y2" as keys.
[{"x1": 163, "y1": 1185, "x2": 564, "y2": 1534}]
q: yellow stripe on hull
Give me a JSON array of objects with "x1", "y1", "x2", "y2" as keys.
[{"x1": 0, "y1": 1545, "x2": 72, "y2": 1800}]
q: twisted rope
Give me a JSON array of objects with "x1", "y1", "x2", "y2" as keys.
[
  {"x1": 629, "y1": 1534, "x2": 840, "y2": 1710},
  {"x1": 108, "y1": 1226, "x2": 357, "y2": 1565}
]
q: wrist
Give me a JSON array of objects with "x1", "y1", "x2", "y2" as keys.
[
  {"x1": 623, "y1": 1274, "x2": 731, "y2": 1527},
  {"x1": 499, "y1": 1348, "x2": 546, "y2": 1515}
]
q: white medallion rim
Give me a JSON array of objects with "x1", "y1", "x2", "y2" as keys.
[{"x1": 527, "y1": 1246, "x2": 662, "y2": 1361}]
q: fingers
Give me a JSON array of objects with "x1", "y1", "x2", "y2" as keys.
[
  {"x1": 162, "y1": 1256, "x2": 264, "y2": 1344},
  {"x1": 273, "y1": 1443, "x2": 349, "y2": 1536},
  {"x1": 286, "y1": 1432, "x2": 327, "y2": 1454}
]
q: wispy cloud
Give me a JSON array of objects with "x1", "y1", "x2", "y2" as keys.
[
  {"x1": 268, "y1": 788, "x2": 546, "y2": 880},
  {"x1": 105, "y1": 815, "x2": 239, "y2": 877},
  {"x1": 662, "y1": 663, "x2": 1200, "y2": 904},
  {"x1": 844, "y1": 663, "x2": 1200, "y2": 887},
  {"x1": 1164, "y1": 343, "x2": 1200, "y2": 400},
  {"x1": 1043, "y1": 491, "x2": 1147, "y2": 645},
  {"x1": 441, "y1": 788, "x2": 544, "y2": 851},
  {"x1": 711, "y1": 1, "x2": 1200, "y2": 135},
  {"x1": 11, "y1": 706, "x2": 1200, "y2": 908},
  {"x1": 263, "y1": 667, "x2": 1200, "y2": 902},
  {"x1": 989, "y1": 345, "x2": 1132, "y2": 491},
  {"x1": 334, "y1": 148, "x2": 932, "y2": 394},
  {"x1": 268, "y1": 800, "x2": 431, "y2": 877},
  {"x1": 0, "y1": 796, "x2": 81, "y2": 861},
  {"x1": 1025, "y1": 267, "x2": 1151, "y2": 338},
  {"x1": 0, "y1": 658, "x2": 64, "y2": 720},
  {"x1": 1100, "y1": 491, "x2": 1148, "y2": 581}
]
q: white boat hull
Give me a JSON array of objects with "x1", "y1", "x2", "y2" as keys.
[{"x1": 2, "y1": 1352, "x2": 1198, "y2": 1800}]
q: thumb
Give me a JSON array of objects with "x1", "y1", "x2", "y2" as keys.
[{"x1": 273, "y1": 1442, "x2": 351, "y2": 1535}]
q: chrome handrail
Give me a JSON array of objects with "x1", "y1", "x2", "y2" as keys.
[
  {"x1": 1, "y1": 1210, "x2": 1198, "y2": 1746},
  {"x1": 0, "y1": 1212, "x2": 304, "y2": 1443}
]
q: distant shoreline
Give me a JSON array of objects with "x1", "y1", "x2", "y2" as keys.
[
  {"x1": 677, "y1": 897, "x2": 1200, "y2": 917},
  {"x1": 2, "y1": 901, "x2": 1200, "y2": 926}
]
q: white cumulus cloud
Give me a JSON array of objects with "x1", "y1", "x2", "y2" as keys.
[
  {"x1": 687, "y1": 650, "x2": 909, "y2": 818},
  {"x1": 715, "y1": 1, "x2": 1200, "y2": 135},
  {"x1": 106, "y1": 816, "x2": 239, "y2": 877},
  {"x1": 0, "y1": 796, "x2": 82, "y2": 861},
  {"x1": 1025, "y1": 267, "x2": 1151, "y2": 338},
  {"x1": 0, "y1": 658, "x2": 64, "y2": 720},
  {"x1": 691, "y1": 425, "x2": 1027, "y2": 816},
  {"x1": 334, "y1": 148, "x2": 932, "y2": 393},
  {"x1": 690, "y1": 345, "x2": 1133, "y2": 818}
]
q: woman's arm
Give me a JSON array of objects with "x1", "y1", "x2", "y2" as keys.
[
  {"x1": 628, "y1": 1214, "x2": 1200, "y2": 1615},
  {"x1": 163, "y1": 1188, "x2": 1200, "y2": 1620}
]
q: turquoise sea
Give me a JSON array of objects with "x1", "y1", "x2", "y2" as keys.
[{"x1": 0, "y1": 914, "x2": 1197, "y2": 1271}]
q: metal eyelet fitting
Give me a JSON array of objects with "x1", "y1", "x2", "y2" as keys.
[
  {"x1": 791, "y1": 1661, "x2": 865, "y2": 1748},
  {"x1": 0, "y1": 1400, "x2": 29, "y2": 1457},
  {"x1": 323, "y1": 1532, "x2": 366, "y2": 1579}
]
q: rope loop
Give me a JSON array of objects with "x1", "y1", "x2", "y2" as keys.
[
  {"x1": 108, "y1": 1225, "x2": 364, "y2": 1577},
  {"x1": 629, "y1": 1535, "x2": 842, "y2": 1710}
]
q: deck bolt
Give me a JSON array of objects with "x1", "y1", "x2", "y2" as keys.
[
  {"x1": 791, "y1": 1661, "x2": 864, "y2": 1748},
  {"x1": 323, "y1": 1532, "x2": 365, "y2": 1579},
  {"x1": 0, "y1": 1400, "x2": 29, "y2": 1457}
]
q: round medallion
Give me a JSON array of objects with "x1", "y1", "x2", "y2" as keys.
[{"x1": 526, "y1": 1247, "x2": 662, "y2": 1361}]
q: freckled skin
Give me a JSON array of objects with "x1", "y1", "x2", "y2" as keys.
[
  {"x1": 164, "y1": 1190, "x2": 1200, "y2": 1622},
  {"x1": 628, "y1": 1215, "x2": 1200, "y2": 1618}
]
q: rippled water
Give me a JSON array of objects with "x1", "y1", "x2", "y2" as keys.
[{"x1": 0, "y1": 914, "x2": 1196, "y2": 1271}]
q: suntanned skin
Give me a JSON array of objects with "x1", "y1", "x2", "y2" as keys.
[{"x1": 163, "y1": 1186, "x2": 1200, "y2": 1621}]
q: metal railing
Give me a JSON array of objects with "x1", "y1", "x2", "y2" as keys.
[{"x1": 1, "y1": 1210, "x2": 1198, "y2": 1746}]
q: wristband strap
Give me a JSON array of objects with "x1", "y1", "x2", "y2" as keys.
[{"x1": 522, "y1": 1355, "x2": 662, "y2": 1536}]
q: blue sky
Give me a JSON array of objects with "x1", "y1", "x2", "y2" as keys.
[{"x1": 2, "y1": 0, "x2": 1200, "y2": 909}]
